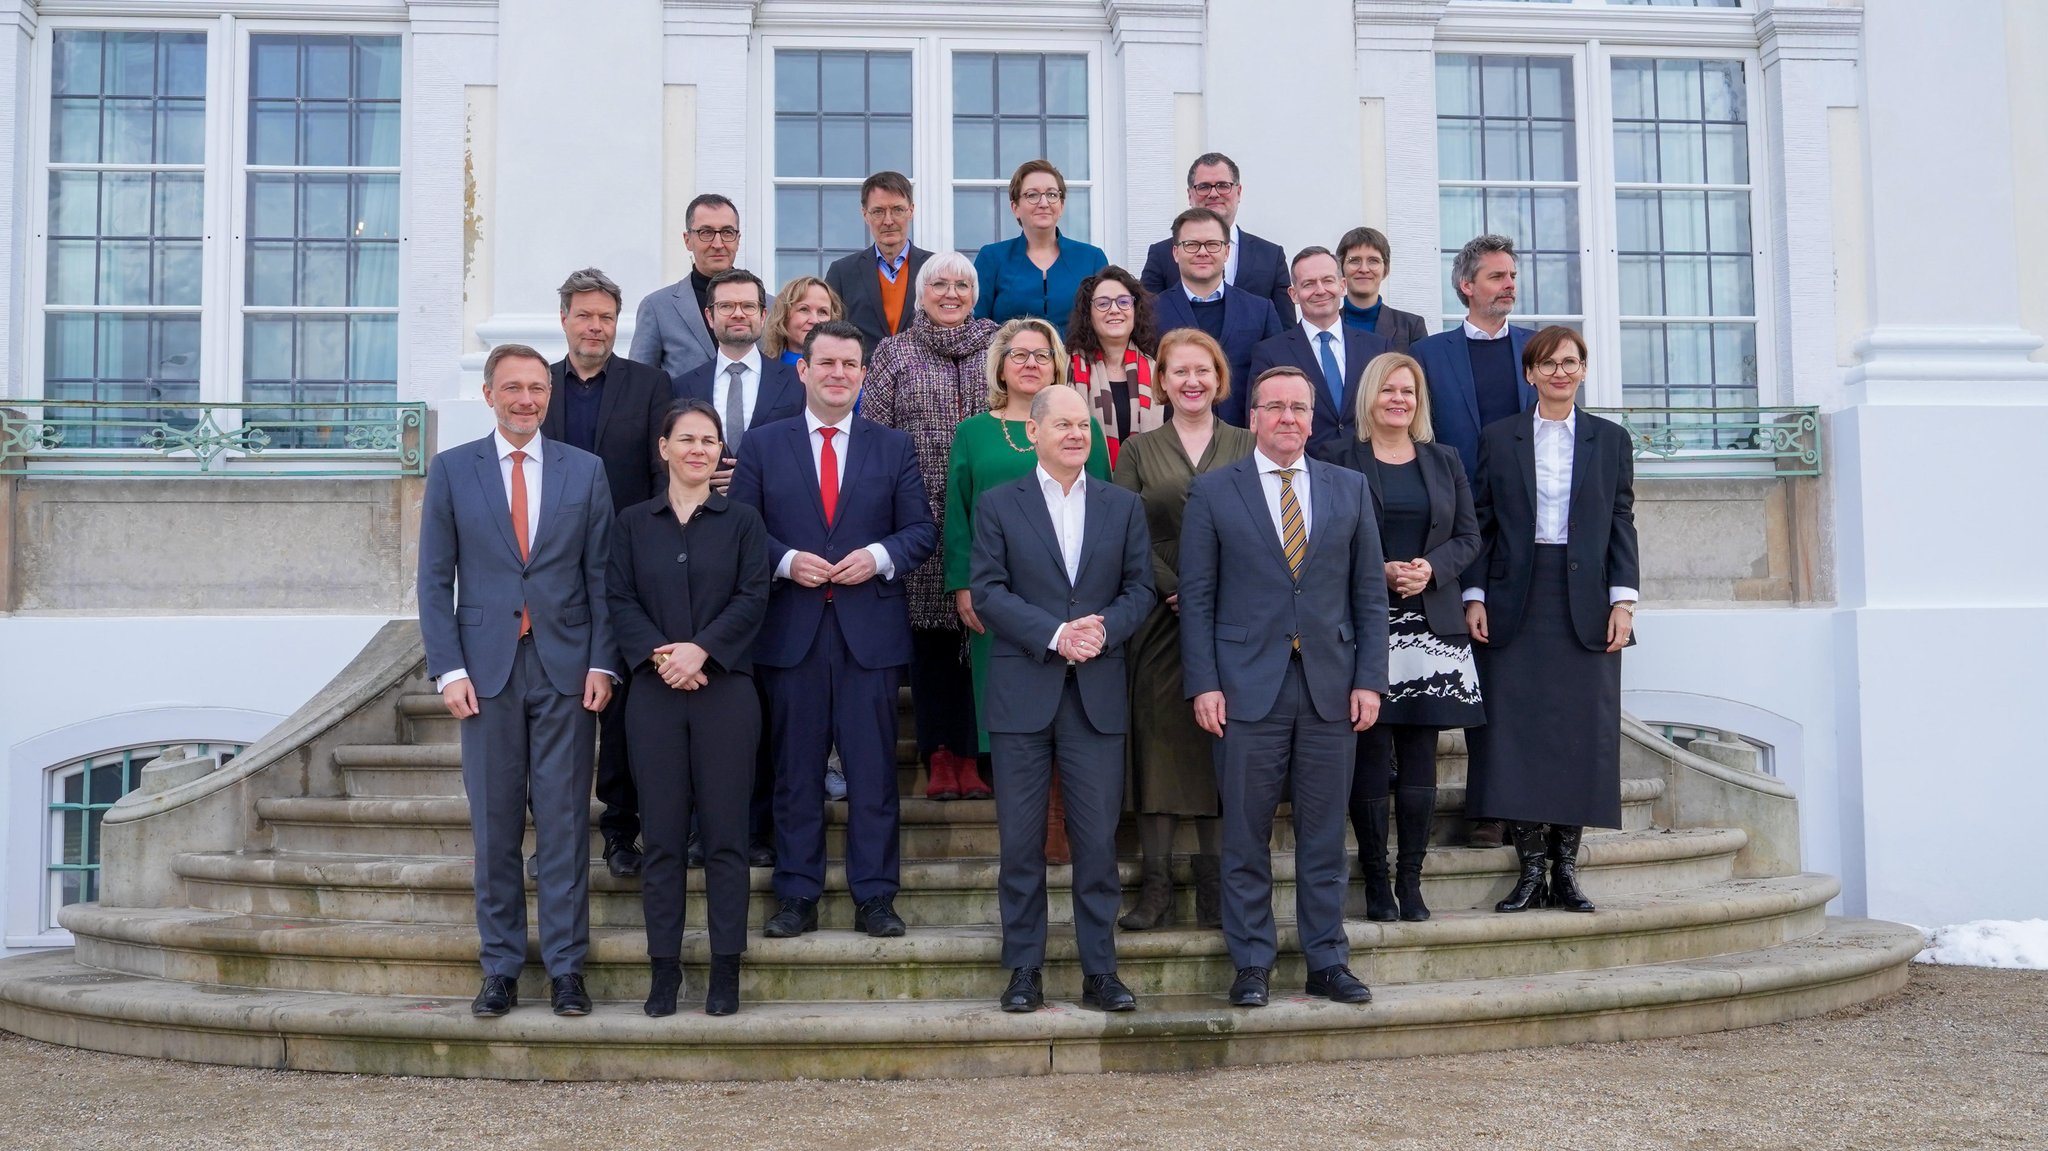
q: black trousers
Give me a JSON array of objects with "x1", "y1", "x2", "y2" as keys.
[
  {"x1": 596, "y1": 677, "x2": 638, "y2": 842},
  {"x1": 1352, "y1": 724, "x2": 1438, "y2": 803},
  {"x1": 626, "y1": 667, "x2": 758, "y2": 958},
  {"x1": 908, "y1": 626, "x2": 979, "y2": 758}
]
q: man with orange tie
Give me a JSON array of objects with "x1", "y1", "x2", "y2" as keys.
[{"x1": 418, "y1": 343, "x2": 618, "y2": 1018}]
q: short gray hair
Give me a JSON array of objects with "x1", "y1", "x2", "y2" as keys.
[
  {"x1": 1028, "y1": 379, "x2": 1085, "y2": 424},
  {"x1": 1450, "y1": 234, "x2": 1515, "y2": 306},
  {"x1": 558, "y1": 267, "x2": 623, "y2": 313},
  {"x1": 915, "y1": 249, "x2": 978, "y2": 303}
]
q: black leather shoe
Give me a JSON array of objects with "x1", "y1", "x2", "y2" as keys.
[
  {"x1": 854, "y1": 895, "x2": 907, "y2": 938},
  {"x1": 1082, "y1": 972, "x2": 1137, "y2": 1012},
  {"x1": 705, "y1": 953, "x2": 741, "y2": 1017},
  {"x1": 525, "y1": 855, "x2": 538, "y2": 881},
  {"x1": 471, "y1": 974, "x2": 517, "y2": 1017},
  {"x1": 747, "y1": 841, "x2": 776, "y2": 869},
  {"x1": 550, "y1": 973, "x2": 591, "y2": 1016},
  {"x1": 686, "y1": 834, "x2": 705, "y2": 869},
  {"x1": 1306, "y1": 963, "x2": 1374, "y2": 1004},
  {"x1": 762, "y1": 897, "x2": 818, "y2": 938},
  {"x1": 1000, "y1": 966, "x2": 1044, "y2": 1013},
  {"x1": 1228, "y1": 966, "x2": 1270, "y2": 1007},
  {"x1": 604, "y1": 835, "x2": 643, "y2": 879},
  {"x1": 644, "y1": 958, "x2": 681, "y2": 1018}
]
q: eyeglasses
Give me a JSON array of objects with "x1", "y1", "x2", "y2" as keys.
[
  {"x1": 925, "y1": 278, "x2": 973, "y2": 296},
  {"x1": 1345, "y1": 255, "x2": 1387, "y2": 271},
  {"x1": 1535, "y1": 357, "x2": 1586, "y2": 375},
  {"x1": 1253, "y1": 402, "x2": 1313, "y2": 418},
  {"x1": 712, "y1": 301, "x2": 762, "y2": 317},
  {"x1": 1176, "y1": 239, "x2": 1230, "y2": 256},
  {"x1": 1091, "y1": 294, "x2": 1135, "y2": 312},
  {"x1": 1017, "y1": 190, "x2": 1064, "y2": 205},
  {"x1": 1004, "y1": 348, "x2": 1055, "y2": 365},
  {"x1": 864, "y1": 205, "x2": 911, "y2": 220},
  {"x1": 690, "y1": 226, "x2": 740, "y2": 244},
  {"x1": 1189, "y1": 181, "x2": 1238, "y2": 195}
]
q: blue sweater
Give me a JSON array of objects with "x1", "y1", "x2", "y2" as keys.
[{"x1": 972, "y1": 231, "x2": 1108, "y2": 325}]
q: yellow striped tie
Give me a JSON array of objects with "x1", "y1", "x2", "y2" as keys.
[{"x1": 1278, "y1": 468, "x2": 1305, "y2": 580}]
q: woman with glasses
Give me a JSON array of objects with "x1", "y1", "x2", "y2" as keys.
[
  {"x1": 1109, "y1": 329, "x2": 1254, "y2": 930},
  {"x1": 1323, "y1": 353, "x2": 1484, "y2": 923},
  {"x1": 860, "y1": 252, "x2": 1003, "y2": 802},
  {"x1": 1463, "y1": 326, "x2": 1640, "y2": 915},
  {"x1": 973, "y1": 160, "x2": 1108, "y2": 325},
  {"x1": 762, "y1": 276, "x2": 844, "y2": 366},
  {"x1": 1065, "y1": 267, "x2": 1162, "y2": 466},
  {"x1": 946, "y1": 317, "x2": 1109, "y2": 860}
]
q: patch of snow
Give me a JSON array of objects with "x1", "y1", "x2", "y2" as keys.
[{"x1": 1913, "y1": 919, "x2": 2048, "y2": 970}]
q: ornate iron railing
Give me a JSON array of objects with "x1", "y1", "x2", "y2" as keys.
[
  {"x1": 1585, "y1": 406, "x2": 1821, "y2": 478},
  {"x1": 0, "y1": 400, "x2": 428, "y2": 477}
]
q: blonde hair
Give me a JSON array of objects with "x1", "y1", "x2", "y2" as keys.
[
  {"x1": 985, "y1": 317, "x2": 1070, "y2": 410},
  {"x1": 1352, "y1": 353, "x2": 1435, "y2": 444},
  {"x1": 1154, "y1": 328, "x2": 1232, "y2": 405},
  {"x1": 762, "y1": 276, "x2": 843, "y2": 358}
]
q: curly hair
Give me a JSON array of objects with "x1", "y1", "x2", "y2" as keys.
[{"x1": 1063, "y1": 266, "x2": 1155, "y2": 361}]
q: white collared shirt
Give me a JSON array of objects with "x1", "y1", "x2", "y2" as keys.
[
  {"x1": 1225, "y1": 223, "x2": 1243, "y2": 286},
  {"x1": 1252, "y1": 448, "x2": 1312, "y2": 545},
  {"x1": 712, "y1": 345, "x2": 764, "y2": 427},
  {"x1": 1037, "y1": 465, "x2": 1089, "y2": 653},
  {"x1": 1462, "y1": 318, "x2": 1512, "y2": 341},
  {"x1": 1461, "y1": 407, "x2": 1640, "y2": 607},
  {"x1": 771, "y1": 408, "x2": 897, "y2": 582},
  {"x1": 1302, "y1": 317, "x2": 1346, "y2": 385}
]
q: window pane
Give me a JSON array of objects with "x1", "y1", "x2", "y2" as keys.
[
  {"x1": 354, "y1": 104, "x2": 400, "y2": 167},
  {"x1": 350, "y1": 314, "x2": 398, "y2": 380},
  {"x1": 355, "y1": 38, "x2": 402, "y2": 100},
  {"x1": 820, "y1": 113, "x2": 866, "y2": 177},
  {"x1": 1061, "y1": 187, "x2": 1090, "y2": 245},
  {"x1": 247, "y1": 315, "x2": 294, "y2": 379},
  {"x1": 953, "y1": 187, "x2": 1003, "y2": 253},
  {"x1": 954, "y1": 53, "x2": 993, "y2": 116},
  {"x1": 871, "y1": 53, "x2": 912, "y2": 115},
  {"x1": 822, "y1": 186, "x2": 868, "y2": 252},
  {"x1": 253, "y1": 37, "x2": 299, "y2": 99},
  {"x1": 53, "y1": 32, "x2": 104, "y2": 97},
  {"x1": 775, "y1": 50, "x2": 914, "y2": 284},
  {"x1": 775, "y1": 114, "x2": 819, "y2": 178},
  {"x1": 356, "y1": 175, "x2": 401, "y2": 239},
  {"x1": 49, "y1": 172, "x2": 99, "y2": 235},
  {"x1": 776, "y1": 50, "x2": 817, "y2": 113},
  {"x1": 1045, "y1": 55, "x2": 1087, "y2": 116},
  {"x1": 997, "y1": 55, "x2": 1040, "y2": 115},
  {"x1": 872, "y1": 116, "x2": 913, "y2": 173},
  {"x1": 252, "y1": 101, "x2": 297, "y2": 165},
  {"x1": 352, "y1": 244, "x2": 399, "y2": 306},
  {"x1": 777, "y1": 186, "x2": 820, "y2": 250},
  {"x1": 997, "y1": 119, "x2": 1040, "y2": 175}
]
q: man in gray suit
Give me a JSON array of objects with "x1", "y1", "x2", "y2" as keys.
[
  {"x1": 969, "y1": 383, "x2": 1154, "y2": 1014},
  {"x1": 630, "y1": 193, "x2": 750, "y2": 384},
  {"x1": 417, "y1": 343, "x2": 618, "y2": 1018},
  {"x1": 1179, "y1": 366, "x2": 1389, "y2": 1008}
]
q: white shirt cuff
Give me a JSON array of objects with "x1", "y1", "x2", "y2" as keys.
[
  {"x1": 1609, "y1": 587, "x2": 1639, "y2": 605},
  {"x1": 866, "y1": 543, "x2": 895, "y2": 581},
  {"x1": 775, "y1": 549, "x2": 797, "y2": 580},
  {"x1": 590, "y1": 667, "x2": 620, "y2": 683},
  {"x1": 436, "y1": 669, "x2": 469, "y2": 692},
  {"x1": 1461, "y1": 588, "x2": 1486, "y2": 604},
  {"x1": 1047, "y1": 622, "x2": 1066, "y2": 653}
]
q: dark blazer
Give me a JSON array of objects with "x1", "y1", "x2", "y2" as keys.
[
  {"x1": 1409, "y1": 324, "x2": 1537, "y2": 483},
  {"x1": 1151, "y1": 286, "x2": 1285, "y2": 427},
  {"x1": 670, "y1": 355, "x2": 806, "y2": 433},
  {"x1": 1178, "y1": 455, "x2": 1389, "y2": 724},
  {"x1": 538, "y1": 354, "x2": 669, "y2": 513},
  {"x1": 1142, "y1": 227, "x2": 1297, "y2": 326},
  {"x1": 826, "y1": 245, "x2": 933, "y2": 354},
  {"x1": 1321, "y1": 438, "x2": 1481, "y2": 637},
  {"x1": 417, "y1": 434, "x2": 616, "y2": 697},
  {"x1": 1345, "y1": 303, "x2": 1430, "y2": 354},
  {"x1": 1248, "y1": 324, "x2": 1396, "y2": 454},
  {"x1": 605, "y1": 492, "x2": 772, "y2": 678},
  {"x1": 728, "y1": 415, "x2": 939, "y2": 671},
  {"x1": 1463, "y1": 408, "x2": 1640, "y2": 652},
  {"x1": 968, "y1": 473, "x2": 1155, "y2": 736}
]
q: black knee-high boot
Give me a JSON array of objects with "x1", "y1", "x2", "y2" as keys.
[
  {"x1": 1352, "y1": 796, "x2": 1396, "y2": 922},
  {"x1": 1393, "y1": 786, "x2": 1435, "y2": 922},
  {"x1": 1495, "y1": 822, "x2": 1550, "y2": 912},
  {"x1": 1547, "y1": 825, "x2": 1595, "y2": 912}
]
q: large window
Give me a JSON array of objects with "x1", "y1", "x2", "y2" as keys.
[
  {"x1": 48, "y1": 743, "x2": 241, "y2": 925},
  {"x1": 772, "y1": 49, "x2": 913, "y2": 281},
  {"x1": 950, "y1": 52, "x2": 1090, "y2": 253}
]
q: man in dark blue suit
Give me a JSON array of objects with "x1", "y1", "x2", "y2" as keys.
[
  {"x1": 1151, "y1": 207, "x2": 1284, "y2": 427},
  {"x1": 1409, "y1": 233, "x2": 1537, "y2": 483},
  {"x1": 670, "y1": 269, "x2": 807, "y2": 493},
  {"x1": 1139, "y1": 152, "x2": 1296, "y2": 325},
  {"x1": 1248, "y1": 246, "x2": 1395, "y2": 456},
  {"x1": 730, "y1": 319, "x2": 938, "y2": 940}
]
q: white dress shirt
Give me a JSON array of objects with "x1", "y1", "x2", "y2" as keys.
[
  {"x1": 1252, "y1": 448, "x2": 1312, "y2": 545},
  {"x1": 1037, "y1": 465, "x2": 1088, "y2": 651},
  {"x1": 1462, "y1": 407, "x2": 1640, "y2": 606},
  {"x1": 772, "y1": 408, "x2": 897, "y2": 582},
  {"x1": 712, "y1": 346, "x2": 763, "y2": 427},
  {"x1": 1302, "y1": 316, "x2": 1346, "y2": 384},
  {"x1": 1225, "y1": 224, "x2": 1243, "y2": 286},
  {"x1": 1462, "y1": 318, "x2": 1513, "y2": 341}
]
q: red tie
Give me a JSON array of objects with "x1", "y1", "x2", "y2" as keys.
[
  {"x1": 818, "y1": 427, "x2": 839, "y2": 527},
  {"x1": 509, "y1": 449, "x2": 531, "y2": 638}
]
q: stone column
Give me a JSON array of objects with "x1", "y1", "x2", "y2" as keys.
[
  {"x1": 663, "y1": 1, "x2": 760, "y2": 284},
  {"x1": 1353, "y1": 0, "x2": 1449, "y2": 326},
  {"x1": 401, "y1": 1, "x2": 495, "y2": 411},
  {"x1": 1, "y1": 0, "x2": 35, "y2": 400},
  {"x1": 1104, "y1": 0, "x2": 1204, "y2": 269}
]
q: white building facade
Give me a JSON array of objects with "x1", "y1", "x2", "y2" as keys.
[{"x1": 0, "y1": 0, "x2": 2042, "y2": 951}]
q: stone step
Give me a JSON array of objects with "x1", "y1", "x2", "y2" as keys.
[
  {"x1": 0, "y1": 914, "x2": 1919, "y2": 1080},
  {"x1": 76, "y1": 828, "x2": 1747, "y2": 998},
  {"x1": 174, "y1": 816, "x2": 1708, "y2": 930}
]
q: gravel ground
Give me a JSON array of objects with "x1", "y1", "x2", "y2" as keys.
[{"x1": 3, "y1": 964, "x2": 2042, "y2": 1151}]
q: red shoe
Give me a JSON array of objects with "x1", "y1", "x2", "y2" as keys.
[
  {"x1": 955, "y1": 753, "x2": 993, "y2": 800},
  {"x1": 925, "y1": 748, "x2": 962, "y2": 801}
]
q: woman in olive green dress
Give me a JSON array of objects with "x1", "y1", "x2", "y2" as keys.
[{"x1": 1108, "y1": 328, "x2": 1255, "y2": 930}]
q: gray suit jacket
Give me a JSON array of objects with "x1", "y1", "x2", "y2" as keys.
[
  {"x1": 629, "y1": 276, "x2": 715, "y2": 384},
  {"x1": 417, "y1": 433, "x2": 618, "y2": 698},
  {"x1": 969, "y1": 473, "x2": 1155, "y2": 736},
  {"x1": 1178, "y1": 454, "x2": 1389, "y2": 724}
]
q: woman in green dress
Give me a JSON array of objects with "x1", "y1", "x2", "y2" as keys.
[
  {"x1": 945, "y1": 316, "x2": 1111, "y2": 861},
  {"x1": 1108, "y1": 328, "x2": 1255, "y2": 930}
]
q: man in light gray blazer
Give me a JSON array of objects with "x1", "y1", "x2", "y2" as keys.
[
  {"x1": 417, "y1": 343, "x2": 618, "y2": 1019},
  {"x1": 630, "y1": 193, "x2": 773, "y2": 385},
  {"x1": 970, "y1": 383, "x2": 1154, "y2": 1015},
  {"x1": 1178, "y1": 366, "x2": 1389, "y2": 1009}
]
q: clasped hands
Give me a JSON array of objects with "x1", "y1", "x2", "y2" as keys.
[
  {"x1": 652, "y1": 642, "x2": 710, "y2": 691},
  {"x1": 788, "y1": 549, "x2": 876, "y2": 588},
  {"x1": 1056, "y1": 615, "x2": 1108, "y2": 664},
  {"x1": 1384, "y1": 557, "x2": 1433, "y2": 599}
]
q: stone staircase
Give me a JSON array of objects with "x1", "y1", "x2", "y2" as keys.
[{"x1": 0, "y1": 621, "x2": 1919, "y2": 1080}]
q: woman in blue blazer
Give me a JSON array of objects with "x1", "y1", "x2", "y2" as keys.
[{"x1": 973, "y1": 160, "x2": 1107, "y2": 325}]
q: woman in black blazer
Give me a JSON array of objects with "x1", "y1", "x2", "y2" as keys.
[
  {"x1": 1322, "y1": 353, "x2": 1484, "y2": 922},
  {"x1": 606, "y1": 399, "x2": 772, "y2": 1016},
  {"x1": 1462, "y1": 326, "x2": 1640, "y2": 914}
]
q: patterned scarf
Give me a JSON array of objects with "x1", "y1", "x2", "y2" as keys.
[{"x1": 1070, "y1": 348, "x2": 1165, "y2": 445}]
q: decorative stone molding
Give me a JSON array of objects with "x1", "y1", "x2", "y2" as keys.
[
  {"x1": 664, "y1": 0, "x2": 760, "y2": 37},
  {"x1": 1104, "y1": 0, "x2": 1205, "y2": 49},
  {"x1": 1754, "y1": 2, "x2": 1863, "y2": 69},
  {"x1": 751, "y1": 0, "x2": 1107, "y2": 33},
  {"x1": 1353, "y1": 0, "x2": 1448, "y2": 49}
]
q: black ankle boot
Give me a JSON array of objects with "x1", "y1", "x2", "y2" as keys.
[
  {"x1": 644, "y1": 957, "x2": 682, "y2": 1017},
  {"x1": 1352, "y1": 796, "x2": 1397, "y2": 922},
  {"x1": 705, "y1": 953, "x2": 741, "y2": 1016},
  {"x1": 1547, "y1": 825, "x2": 1595, "y2": 912},
  {"x1": 1495, "y1": 822, "x2": 1551, "y2": 912},
  {"x1": 1394, "y1": 786, "x2": 1435, "y2": 922}
]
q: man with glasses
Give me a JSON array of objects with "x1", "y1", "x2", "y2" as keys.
[
  {"x1": 631, "y1": 194, "x2": 772, "y2": 384},
  {"x1": 1140, "y1": 152, "x2": 1297, "y2": 325},
  {"x1": 1249, "y1": 247, "x2": 1395, "y2": 455},
  {"x1": 826, "y1": 171, "x2": 932, "y2": 354},
  {"x1": 1178, "y1": 365, "x2": 1388, "y2": 1009},
  {"x1": 1335, "y1": 226, "x2": 1430, "y2": 353},
  {"x1": 1150, "y1": 207, "x2": 1284, "y2": 426}
]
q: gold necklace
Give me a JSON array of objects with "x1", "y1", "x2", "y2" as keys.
[{"x1": 994, "y1": 410, "x2": 1033, "y2": 453}]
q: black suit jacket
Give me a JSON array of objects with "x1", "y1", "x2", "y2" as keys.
[
  {"x1": 1141, "y1": 227, "x2": 1296, "y2": 326},
  {"x1": 1347, "y1": 304, "x2": 1430, "y2": 354},
  {"x1": 540, "y1": 353, "x2": 669, "y2": 512},
  {"x1": 1463, "y1": 408, "x2": 1640, "y2": 652},
  {"x1": 1248, "y1": 324, "x2": 1396, "y2": 454},
  {"x1": 1151, "y1": 286, "x2": 1285, "y2": 427},
  {"x1": 1321, "y1": 438, "x2": 1481, "y2": 637},
  {"x1": 670, "y1": 355, "x2": 807, "y2": 439},
  {"x1": 826, "y1": 245, "x2": 933, "y2": 354},
  {"x1": 605, "y1": 491, "x2": 772, "y2": 677}
]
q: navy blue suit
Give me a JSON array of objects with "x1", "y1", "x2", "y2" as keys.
[
  {"x1": 1141, "y1": 228, "x2": 1297, "y2": 326},
  {"x1": 670, "y1": 356, "x2": 806, "y2": 435},
  {"x1": 1249, "y1": 324, "x2": 1396, "y2": 456},
  {"x1": 729, "y1": 414, "x2": 938, "y2": 904},
  {"x1": 1410, "y1": 324, "x2": 1537, "y2": 483},
  {"x1": 1152, "y1": 286, "x2": 1285, "y2": 427}
]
